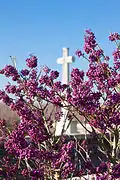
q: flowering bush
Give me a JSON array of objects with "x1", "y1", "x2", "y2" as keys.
[{"x1": 0, "y1": 30, "x2": 120, "y2": 179}]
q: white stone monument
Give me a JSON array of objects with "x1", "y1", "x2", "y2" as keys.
[
  {"x1": 55, "y1": 48, "x2": 75, "y2": 135},
  {"x1": 55, "y1": 48, "x2": 92, "y2": 136},
  {"x1": 57, "y1": 48, "x2": 74, "y2": 84}
]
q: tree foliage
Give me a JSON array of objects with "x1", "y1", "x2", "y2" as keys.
[{"x1": 0, "y1": 30, "x2": 120, "y2": 179}]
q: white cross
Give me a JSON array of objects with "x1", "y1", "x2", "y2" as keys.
[
  {"x1": 57, "y1": 48, "x2": 75, "y2": 84},
  {"x1": 55, "y1": 48, "x2": 75, "y2": 136},
  {"x1": 56, "y1": 48, "x2": 91, "y2": 137}
]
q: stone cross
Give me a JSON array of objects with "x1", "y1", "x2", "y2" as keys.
[
  {"x1": 55, "y1": 48, "x2": 75, "y2": 136},
  {"x1": 57, "y1": 48, "x2": 75, "y2": 84},
  {"x1": 56, "y1": 48, "x2": 92, "y2": 138}
]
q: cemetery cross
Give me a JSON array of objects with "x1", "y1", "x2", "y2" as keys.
[{"x1": 55, "y1": 48, "x2": 75, "y2": 135}]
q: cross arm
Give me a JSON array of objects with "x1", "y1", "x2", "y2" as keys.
[{"x1": 57, "y1": 57, "x2": 64, "y2": 64}]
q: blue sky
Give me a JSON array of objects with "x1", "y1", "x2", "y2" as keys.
[{"x1": 0, "y1": 0, "x2": 120, "y2": 88}]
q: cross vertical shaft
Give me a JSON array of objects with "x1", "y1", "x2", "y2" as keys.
[{"x1": 62, "y1": 48, "x2": 69, "y2": 84}]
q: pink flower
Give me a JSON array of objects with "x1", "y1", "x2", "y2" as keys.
[
  {"x1": 75, "y1": 49, "x2": 83, "y2": 57},
  {"x1": 26, "y1": 56, "x2": 37, "y2": 68}
]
